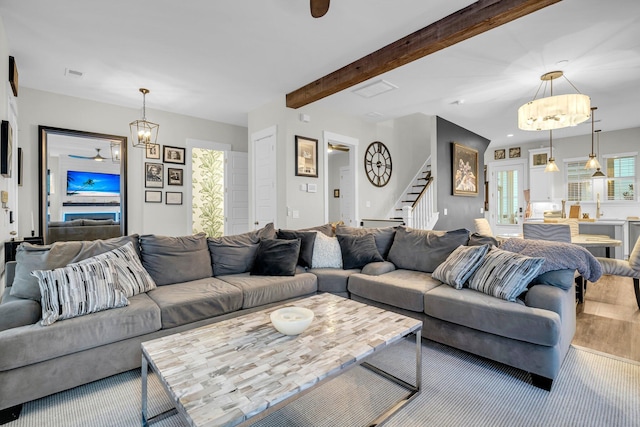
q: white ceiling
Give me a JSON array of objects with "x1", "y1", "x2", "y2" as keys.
[{"x1": 1, "y1": 0, "x2": 639, "y2": 148}]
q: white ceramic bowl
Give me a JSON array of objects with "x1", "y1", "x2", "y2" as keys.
[{"x1": 270, "y1": 307, "x2": 314, "y2": 335}]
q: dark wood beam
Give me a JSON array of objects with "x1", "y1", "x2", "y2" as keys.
[{"x1": 286, "y1": 0, "x2": 562, "y2": 109}]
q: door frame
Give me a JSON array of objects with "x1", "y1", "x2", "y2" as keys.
[
  {"x1": 487, "y1": 158, "x2": 527, "y2": 236},
  {"x1": 323, "y1": 131, "x2": 359, "y2": 225},
  {"x1": 250, "y1": 125, "x2": 277, "y2": 229},
  {"x1": 186, "y1": 138, "x2": 231, "y2": 234}
]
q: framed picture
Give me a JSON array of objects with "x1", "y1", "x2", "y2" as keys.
[
  {"x1": 1, "y1": 120, "x2": 13, "y2": 177},
  {"x1": 532, "y1": 152, "x2": 548, "y2": 166},
  {"x1": 295, "y1": 135, "x2": 318, "y2": 177},
  {"x1": 9, "y1": 56, "x2": 18, "y2": 97},
  {"x1": 145, "y1": 190, "x2": 162, "y2": 203},
  {"x1": 509, "y1": 147, "x2": 521, "y2": 158},
  {"x1": 17, "y1": 147, "x2": 23, "y2": 186},
  {"x1": 145, "y1": 162, "x2": 164, "y2": 188},
  {"x1": 163, "y1": 145, "x2": 185, "y2": 164},
  {"x1": 494, "y1": 149, "x2": 505, "y2": 160},
  {"x1": 145, "y1": 143, "x2": 161, "y2": 159},
  {"x1": 168, "y1": 168, "x2": 183, "y2": 186},
  {"x1": 334, "y1": 189, "x2": 340, "y2": 198},
  {"x1": 166, "y1": 191, "x2": 183, "y2": 205},
  {"x1": 452, "y1": 142, "x2": 478, "y2": 196}
]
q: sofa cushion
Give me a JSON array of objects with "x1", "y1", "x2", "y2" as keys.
[
  {"x1": 0, "y1": 289, "x2": 41, "y2": 332},
  {"x1": 208, "y1": 234, "x2": 259, "y2": 276},
  {"x1": 311, "y1": 231, "x2": 342, "y2": 269},
  {"x1": 299, "y1": 223, "x2": 334, "y2": 237},
  {"x1": 218, "y1": 272, "x2": 317, "y2": 309},
  {"x1": 468, "y1": 247, "x2": 545, "y2": 302},
  {"x1": 32, "y1": 258, "x2": 129, "y2": 326},
  {"x1": 277, "y1": 229, "x2": 317, "y2": 268},
  {"x1": 348, "y1": 269, "x2": 443, "y2": 312},
  {"x1": 76, "y1": 241, "x2": 156, "y2": 297},
  {"x1": 432, "y1": 244, "x2": 490, "y2": 289},
  {"x1": 250, "y1": 238, "x2": 301, "y2": 276},
  {"x1": 423, "y1": 285, "x2": 561, "y2": 346},
  {"x1": 361, "y1": 261, "x2": 396, "y2": 276},
  {"x1": 308, "y1": 268, "x2": 359, "y2": 294},
  {"x1": 10, "y1": 234, "x2": 140, "y2": 301},
  {"x1": 0, "y1": 293, "x2": 161, "y2": 371},
  {"x1": 146, "y1": 277, "x2": 243, "y2": 329},
  {"x1": 337, "y1": 234, "x2": 383, "y2": 270},
  {"x1": 468, "y1": 232, "x2": 499, "y2": 247},
  {"x1": 387, "y1": 226, "x2": 470, "y2": 273},
  {"x1": 140, "y1": 233, "x2": 212, "y2": 285},
  {"x1": 529, "y1": 269, "x2": 576, "y2": 290},
  {"x1": 336, "y1": 225, "x2": 397, "y2": 259}
]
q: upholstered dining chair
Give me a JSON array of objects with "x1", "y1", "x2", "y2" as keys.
[
  {"x1": 474, "y1": 218, "x2": 493, "y2": 236},
  {"x1": 596, "y1": 237, "x2": 640, "y2": 309}
]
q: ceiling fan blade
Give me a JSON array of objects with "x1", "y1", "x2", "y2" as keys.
[
  {"x1": 310, "y1": 0, "x2": 329, "y2": 18},
  {"x1": 68, "y1": 154, "x2": 92, "y2": 159}
]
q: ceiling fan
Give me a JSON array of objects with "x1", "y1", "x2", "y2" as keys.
[
  {"x1": 69, "y1": 148, "x2": 106, "y2": 162},
  {"x1": 310, "y1": 0, "x2": 330, "y2": 18}
]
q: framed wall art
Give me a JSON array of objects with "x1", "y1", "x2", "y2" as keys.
[
  {"x1": 168, "y1": 168, "x2": 183, "y2": 186},
  {"x1": 295, "y1": 135, "x2": 318, "y2": 177},
  {"x1": 166, "y1": 191, "x2": 183, "y2": 205},
  {"x1": 145, "y1": 143, "x2": 161, "y2": 159},
  {"x1": 509, "y1": 147, "x2": 521, "y2": 158},
  {"x1": 163, "y1": 145, "x2": 185, "y2": 164},
  {"x1": 494, "y1": 149, "x2": 505, "y2": 160},
  {"x1": 145, "y1": 190, "x2": 162, "y2": 203},
  {"x1": 452, "y1": 142, "x2": 478, "y2": 196},
  {"x1": 145, "y1": 162, "x2": 163, "y2": 188},
  {"x1": 1, "y1": 120, "x2": 13, "y2": 177}
]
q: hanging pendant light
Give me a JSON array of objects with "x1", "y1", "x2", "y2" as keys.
[
  {"x1": 518, "y1": 70, "x2": 591, "y2": 131},
  {"x1": 585, "y1": 107, "x2": 601, "y2": 170},
  {"x1": 129, "y1": 88, "x2": 159, "y2": 148},
  {"x1": 545, "y1": 130, "x2": 559, "y2": 173},
  {"x1": 592, "y1": 129, "x2": 606, "y2": 178},
  {"x1": 110, "y1": 141, "x2": 121, "y2": 163}
]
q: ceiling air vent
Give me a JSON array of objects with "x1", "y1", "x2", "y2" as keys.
[{"x1": 352, "y1": 79, "x2": 398, "y2": 98}]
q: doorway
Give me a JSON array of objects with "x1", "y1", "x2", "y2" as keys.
[
  {"x1": 323, "y1": 131, "x2": 358, "y2": 225},
  {"x1": 251, "y1": 126, "x2": 277, "y2": 230},
  {"x1": 489, "y1": 160, "x2": 525, "y2": 236}
]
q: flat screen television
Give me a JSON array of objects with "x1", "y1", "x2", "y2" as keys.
[{"x1": 66, "y1": 170, "x2": 120, "y2": 197}]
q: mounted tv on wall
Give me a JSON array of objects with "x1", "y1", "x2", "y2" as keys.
[{"x1": 66, "y1": 170, "x2": 120, "y2": 197}]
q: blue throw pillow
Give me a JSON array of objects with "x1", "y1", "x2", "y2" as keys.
[{"x1": 432, "y1": 244, "x2": 490, "y2": 289}]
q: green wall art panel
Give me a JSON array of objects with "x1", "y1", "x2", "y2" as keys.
[{"x1": 192, "y1": 148, "x2": 224, "y2": 237}]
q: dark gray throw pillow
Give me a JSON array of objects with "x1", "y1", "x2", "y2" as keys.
[
  {"x1": 140, "y1": 233, "x2": 212, "y2": 285},
  {"x1": 250, "y1": 238, "x2": 301, "y2": 276},
  {"x1": 337, "y1": 234, "x2": 384, "y2": 270},
  {"x1": 208, "y1": 233, "x2": 260, "y2": 276},
  {"x1": 387, "y1": 226, "x2": 470, "y2": 273},
  {"x1": 276, "y1": 230, "x2": 317, "y2": 268},
  {"x1": 336, "y1": 225, "x2": 397, "y2": 259},
  {"x1": 468, "y1": 232, "x2": 499, "y2": 247}
]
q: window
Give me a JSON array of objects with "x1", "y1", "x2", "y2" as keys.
[
  {"x1": 566, "y1": 160, "x2": 593, "y2": 202},
  {"x1": 604, "y1": 155, "x2": 635, "y2": 201}
]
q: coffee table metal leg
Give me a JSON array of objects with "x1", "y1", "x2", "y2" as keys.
[{"x1": 142, "y1": 354, "x2": 149, "y2": 427}]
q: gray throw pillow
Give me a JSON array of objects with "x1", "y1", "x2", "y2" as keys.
[
  {"x1": 208, "y1": 233, "x2": 260, "y2": 276},
  {"x1": 387, "y1": 226, "x2": 470, "y2": 273},
  {"x1": 468, "y1": 247, "x2": 545, "y2": 301},
  {"x1": 299, "y1": 223, "x2": 334, "y2": 237},
  {"x1": 468, "y1": 232, "x2": 499, "y2": 247},
  {"x1": 250, "y1": 238, "x2": 301, "y2": 276},
  {"x1": 10, "y1": 234, "x2": 140, "y2": 301},
  {"x1": 336, "y1": 225, "x2": 397, "y2": 259},
  {"x1": 337, "y1": 234, "x2": 384, "y2": 270},
  {"x1": 277, "y1": 229, "x2": 317, "y2": 268},
  {"x1": 140, "y1": 233, "x2": 212, "y2": 285},
  {"x1": 432, "y1": 244, "x2": 489, "y2": 289}
]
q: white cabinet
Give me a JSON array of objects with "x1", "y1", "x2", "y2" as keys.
[{"x1": 528, "y1": 148, "x2": 554, "y2": 201}]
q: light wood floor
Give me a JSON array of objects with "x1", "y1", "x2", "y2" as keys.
[{"x1": 573, "y1": 275, "x2": 640, "y2": 362}]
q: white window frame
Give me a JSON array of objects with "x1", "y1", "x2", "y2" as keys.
[
  {"x1": 601, "y1": 152, "x2": 637, "y2": 202},
  {"x1": 563, "y1": 156, "x2": 593, "y2": 202}
]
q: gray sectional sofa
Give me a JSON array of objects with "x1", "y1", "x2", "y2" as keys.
[{"x1": 0, "y1": 223, "x2": 586, "y2": 414}]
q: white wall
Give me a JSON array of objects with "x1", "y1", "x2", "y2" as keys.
[
  {"x1": 248, "y1": 99, "x2": 434, "y2": 229},
  {"x1": 17, "y1": 88, "x2": 248, "y2": 238}
]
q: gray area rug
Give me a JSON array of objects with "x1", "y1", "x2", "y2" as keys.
[{"x1": 9, "y1": 339, "x2": 640, "y2": 427}]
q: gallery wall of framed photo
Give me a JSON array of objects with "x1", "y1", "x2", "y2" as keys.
[{"x1": 144, "y1": 143, "x2": 184, "y2": 205}]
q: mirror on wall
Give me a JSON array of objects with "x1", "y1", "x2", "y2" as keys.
[{"x1": 38, "y1": 126, "x2": 128, "y2": 244}]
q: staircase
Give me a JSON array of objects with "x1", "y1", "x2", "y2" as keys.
[{"x1": 387, "y1": 157, "x2": 438, "y2": 230}]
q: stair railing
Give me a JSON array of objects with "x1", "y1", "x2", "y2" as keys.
[{"x1": 402, "y1": 176, "x2": 435, "y2": 229}]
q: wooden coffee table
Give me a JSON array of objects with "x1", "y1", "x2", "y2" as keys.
[{"x1": 141, "y1": 293, "x2": 422, "y2": 427}]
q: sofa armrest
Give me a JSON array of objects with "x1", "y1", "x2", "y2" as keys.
[
  {"x1": 0, "y1": 295, "x2": 41, "y2": 332},
  {"x1": 525, "y1": 284, "x2": 569, "y2": 317},
  {"x1": 361, "y1": 261, "x2": 396, "y2": 276},
  {"x1": 5, "y1": 261, "x2": 16, "y2": 288}
]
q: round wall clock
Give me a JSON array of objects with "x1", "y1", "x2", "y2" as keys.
[{"x1": 364, "y1": 141, "x2": 392, "y2": 187}]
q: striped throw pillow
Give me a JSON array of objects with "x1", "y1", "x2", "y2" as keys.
[
  {"x1": 76, "y1": 242, "x2": 156, "y2": 297},
  {"x1": 32, "y1": 259, "x2": 129, "y2": 326},
  {"x1": 468, "y1": 247, "x2": 544, "y2": 301},
  {"x1": 432, "y1": 244, "x2": 490, "y2": 289}
]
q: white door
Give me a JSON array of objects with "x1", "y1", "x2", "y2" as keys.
[
  {"x1": 225, "y1": 151, "x2": 249, "y2": 235},
  {"x1": 339, "y1": 166, "x2": 356, "y2": 226},
  {"x1": 252, "y1": 127, "x2": 277, "y2": 229},
  {"x1": 490, "y1": 161, "x2": 525, "y2": 236}
]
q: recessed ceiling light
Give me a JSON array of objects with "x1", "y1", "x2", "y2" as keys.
[
  {"x1": 353, "y1": 80, "x2": 398, "y2": 98},
  {"x1": 507, "y1": 134, "x2": 514, "y2": 137},
  {"x1": 451, "y1": 99, "x2": 465, "y2": 105}
]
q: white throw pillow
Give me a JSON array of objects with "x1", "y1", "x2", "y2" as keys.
[
  {"x1": 76, "y1": 241, "x2": 156, "y2": 297},
  {"x1": 311, "y1": 231, "x2": 343, "y2": 269},
  {"x1": 32, "y1": 258, "x2": 129, "y2": 326}
]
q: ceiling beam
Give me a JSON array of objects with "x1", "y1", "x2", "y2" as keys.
[{"x1": 286, "y1": 0, "x2": 562, "y2": 109}]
